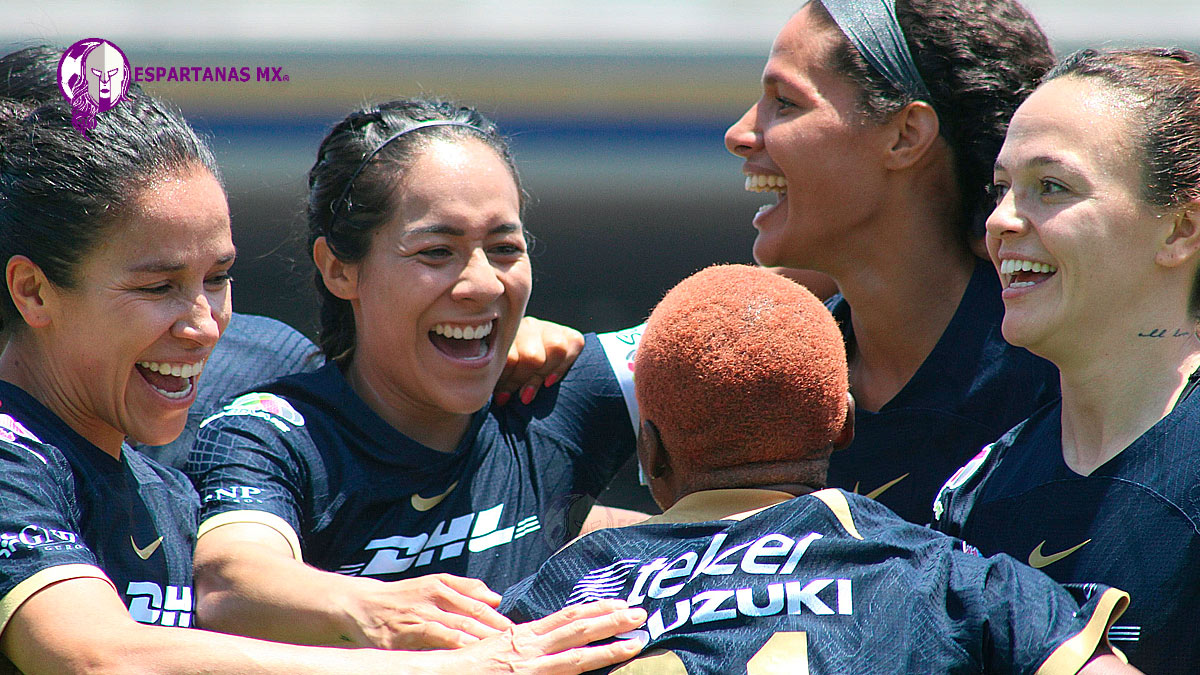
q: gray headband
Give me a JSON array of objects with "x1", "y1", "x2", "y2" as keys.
[
  {"x1": 822, "y1": 0, "x2": 932, "y2": 101},
  {"x1": 330, "y1": 119, "x2": 480, "y2": 220}
]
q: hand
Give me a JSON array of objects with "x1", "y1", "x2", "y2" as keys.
[
  {"x1": 496, "y1": 317, "x2": 585, "y2": 406},
  {"x1": 446, "y1": 600, "x2": 647, "y2": 674},
  {"x1": 345, "y1": 573, "x2": 513, "y2": 650}
]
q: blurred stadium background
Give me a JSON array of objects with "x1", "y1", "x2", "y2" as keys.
[{"x1": 3, "y1": 1, "x2": 1199, "y2": 337}]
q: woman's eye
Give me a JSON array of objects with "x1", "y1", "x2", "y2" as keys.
[
  {"x1": 419, "y1": 248, "x2": 453, "y2": 260},
  {"x1": 490, "y1": 244, "x2": 525, "y2": 257},
  {"x1": 988, "y1": 183, "x2": 1009, "y2": 204},
  {"x1": 1040, "y1": 179, "x2": 1068, "y2": 195},
  {"x1": 205, "y1": 274, "x2": 233, "y2": 289}
]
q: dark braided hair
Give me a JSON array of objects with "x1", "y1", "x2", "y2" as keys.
[{"x1": 305, "y1": 98, "x2": 522, "y2": 361}]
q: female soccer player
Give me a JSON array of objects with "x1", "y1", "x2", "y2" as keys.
[
  {"x1": 0, "y1": 90, "x2": 643, "y2": 674},
  {"x1": 721, "y1": 0, "x2": 1061, "y2": 523},
  {"x1": 188, "y1": 98, "x2": 642, "y2": 649},
  {"x1": 933, "y1": 48, "x2": 1200, "y2": 673}
]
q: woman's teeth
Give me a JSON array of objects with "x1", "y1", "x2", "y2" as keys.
[
  {"x1": 744, "y1": 174, "x2": 788, "y2": 193},
  {"x1": 999, "y1": 259, "x2": 1057, "y2": 275},
  {"x1": 432, "y1": 322, "x2": 494, "y2": 340},
  {"x1": 137, "y1": 360, "x2": 205, "y2": 378},
  {"x1": 1000, "y1": 259, "x2": 1058, "y2": 289}
]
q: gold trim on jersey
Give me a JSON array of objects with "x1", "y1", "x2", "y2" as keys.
[
  {"x1": 810, "y1": 489, "x2": 864, "y2": 540},
  {"x1": 0, "y1": 563, "x2": 113, "y2": 636},
  {"x1": 1036, "y1": 588, "x2": 1130, "y2": 675},
  {"x1": 611, "y1": 649, "x2": 688, "y2": 674},
  {"x1": 639, "y1": 489, "x2": 797, "y2": 525},
  {"x1": 197, "y1": 510, "x2": 303, "y2": 562}
]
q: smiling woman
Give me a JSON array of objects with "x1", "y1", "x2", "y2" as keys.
[
  {"x1": 933, "y1": 48, "x2": 1200, "y2": 673},
  {"x1": 186, "y1": 98, "x2": 640, "y2": 650},
  {"x1": 0, "y1": 84, "x2": 644, "y2": 675}
]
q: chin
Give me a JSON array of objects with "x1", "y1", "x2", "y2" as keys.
[{"x1": 126, "y1": 417, "x2": 188, "y2": 448}]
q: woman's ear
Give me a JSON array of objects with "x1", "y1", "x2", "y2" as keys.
[
  {"x1": 1158, "y1": 205, "x2": 1200, "y2": 269},
  {"x1": 882, "y1": 101, "x2": 941, "y2": 171},
  {"x1": 312, "y1": 236, "x2": 359, "y2": 301},
  {"x1": 6, "y1": 255, "x2": 53, "y2": 328}
]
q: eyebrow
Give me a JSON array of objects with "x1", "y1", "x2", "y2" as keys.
[
  {"x1": 404, "y1": 223, "x2": 522, "y2": 237},
  {"x1": 995, "y1": 155, "x2": 1071, "y2": 173},
  {"x1": 127, "y1": 253, "x2": 236, "y2": 274}
]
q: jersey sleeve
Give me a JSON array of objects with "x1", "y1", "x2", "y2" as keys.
[
  {"x1": 931, "y1": 442, "x2": 1001, "y2": 535},
  {"x1": 955, "y1": 551, "x2": 1128, "y2": 674},
  {"x1": 185, "y1": 393, "x2": 314, "y2": 559},
  {"x1": 0, "y1": 440, "x2": 109, "y2": 635},
  {"x1": 529, "y1": 333, "x2": 638, "y2": 497}
]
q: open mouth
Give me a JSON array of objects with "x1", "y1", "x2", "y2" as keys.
[
  {"x1": 136, "y1": 360, "x2": 205, "y2": 400},
  {"x1": 999, "y1": 258, "x2": 1058, "y2": 289},
  {"x1": 744, "y1": 174, "x2": 789, "y2": 225},
  {"x1": 429, "y1": 321, "x2": 495, "y2": 361}
]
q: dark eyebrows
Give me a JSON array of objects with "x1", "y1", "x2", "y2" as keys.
[
  {"x1": 127, "y1": 252, "x2": 236, "y2": 274},
  {"x1": 403, "y1": 223, "x2": 522, "y2": 237},
  {"x1": 995, "y1": 156, "x2": 1071, "y2": 173}
]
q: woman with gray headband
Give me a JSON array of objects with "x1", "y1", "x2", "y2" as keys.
[
  {"x1": 186, "y1": 98, "x2": 643, "y2": 651},
  {"x1": 724, "y1": 0, "x2": 1060, "y2": 524}
]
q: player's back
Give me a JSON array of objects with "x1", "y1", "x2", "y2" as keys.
[{"x1": 502, "y1": 488, "x2": 1125, "y2": 674}]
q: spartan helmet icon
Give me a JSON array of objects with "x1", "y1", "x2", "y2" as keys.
[{"x1": 84, "y1": 42, "x2": 127, "y2": 106}]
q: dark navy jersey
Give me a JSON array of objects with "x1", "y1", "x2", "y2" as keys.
[
  {"x1": 135, "y1": 313, "x2": 322, "y2": 470},
  {"x1": 0, "y1": 381, "x2": 198, "y2": 670},
  {"x1": 824, "y1": 259, "x2": 1061, "y2": 524},
  {"x1": 188, "y1": 334, "x2": 636, "y2": 592},
  {"x1": 932, "y1": 377, "x2": 1200, "y2": 674},
  {"x1": 502, "y1": 488, "x2": 1127, "y2": 675}
]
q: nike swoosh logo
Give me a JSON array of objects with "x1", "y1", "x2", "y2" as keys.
[
  {"x1": 411, "y1": 481, "x2": 458, "y2": 512},
  {"x1": 131, "y1": 535, "x2": 164, "y2": 560},
  {"x1": 1028, "y1": 539, "x2": 1091, "y2": 569},
  {"x1": 854, "y1": 473, "x2": 909, "y2": 500}
]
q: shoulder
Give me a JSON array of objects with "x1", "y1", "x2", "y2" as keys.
[
  {"x1": 200, "y1": 390, "x2": 309, "y2": 435},
  {"x1": 200, "y1": 314, "x2": 323, "y2": 408}
]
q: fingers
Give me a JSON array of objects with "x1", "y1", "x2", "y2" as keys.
[
  {"x1": 495, "y1": 317, "x2": 585, "y2": 406},
  {"x1": 525, "y1": 600, "x2": 645, "y2": 639},
  {"x1": 537, "y1": 633, "x2": 646, "y2": 674},
  {"x1": 520, "y1": 602, "x2": 649, "y2": 673},
  {"x1": 430, "y1": 575, "x2": 513, "y2": 633},
  {"x1": 436, "y1": 574, "x2": 504, "y2": 608}
]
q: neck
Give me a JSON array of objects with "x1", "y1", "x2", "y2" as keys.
[
  {"x1": 0, "y1": 336, "x2": 125, "y2": 458},
  {"x1": 1056, "y1": 322, "x2": 1200, "y2": 475},
  {"x1": 345, "y1": 356, "x2": 473, "y2": 454},
  {"x1": 836, "y1": 238, "x2": 976, "y2": 412},
  {"x1": 822, "y1": 164, "x2": 976, "y2": 411}
]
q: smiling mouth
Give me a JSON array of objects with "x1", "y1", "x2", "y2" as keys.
[
  {"x1": 1000, "y1": 258, "x2": 1058, "y2": 289},
  {"x1": 745, "y1": 174, "x2": 788, "y2": 222},
  {"x1": 429, "y1": 321, "x2": 495, "y2": 361},
  {"x1": 136, "y1": 360, "x2": 205, "y2": 400}
]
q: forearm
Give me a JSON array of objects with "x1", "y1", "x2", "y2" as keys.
[{"x1": 195, "y1": 537, "x2": 365, "y2": 646}]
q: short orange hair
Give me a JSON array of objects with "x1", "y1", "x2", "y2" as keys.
[{"x1": 635, "y1": 265, "x2": 849, "y2": 471}]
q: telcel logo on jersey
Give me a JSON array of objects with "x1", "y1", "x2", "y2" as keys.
[
  {"x1": 57, "y1": 38, "x2": 132, "y2": 138},
  {"x1": 569, "y1": 531, "x2": 853, "y2": 641}
]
